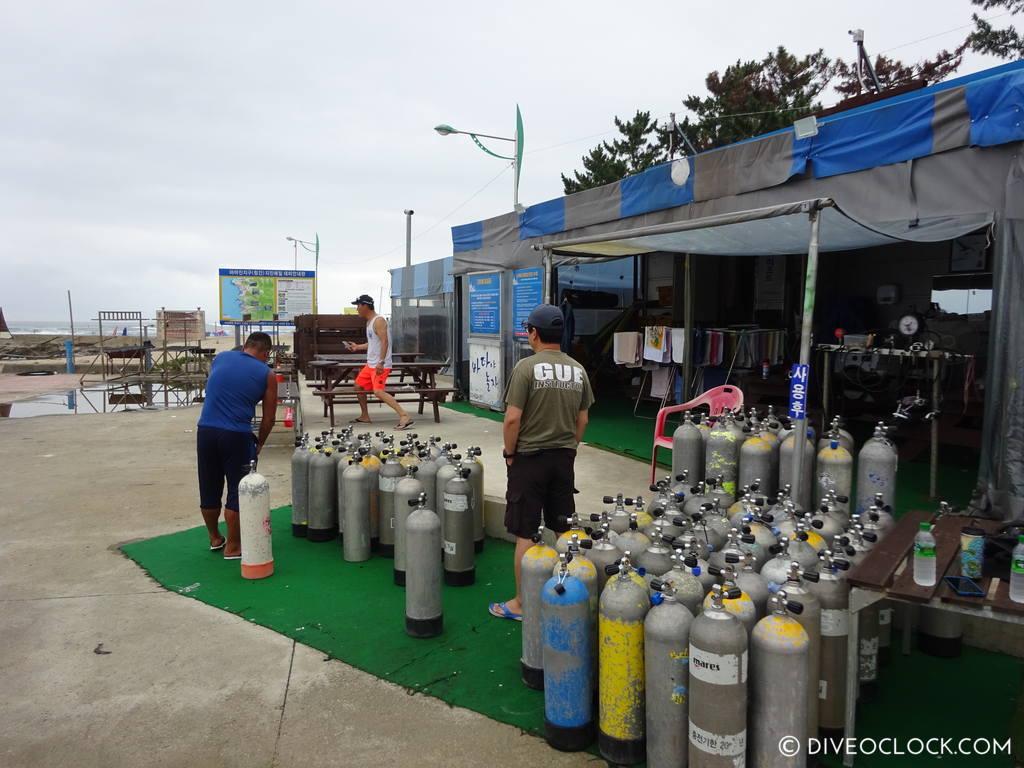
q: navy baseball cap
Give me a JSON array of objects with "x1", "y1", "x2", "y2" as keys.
[
  {"x1": 351, "y1": 294, "x2": 374, "y2": 308},
  {"x1": 523, "y1": 304, "x2": 564, "y2": 331}
]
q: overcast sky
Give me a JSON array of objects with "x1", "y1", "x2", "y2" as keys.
[{"x1": 2, "y1": 0, "x2": 1003, "y2": 323}]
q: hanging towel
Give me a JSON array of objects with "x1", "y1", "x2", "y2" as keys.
[
  {"x1": 613, "y1": 332, "x2": 642, "y2": 367},
  {"x1": 671, "y1": 328, "x2": 687, "y2": 364},
  {"x1": 651, "y1": 366, "x2": 672, "y2": 399},
  {"x1": 644, "y1": 326, "x2": 671, "y2": 363}
]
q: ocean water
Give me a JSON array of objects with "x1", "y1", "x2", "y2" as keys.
[{"x1": 5, "y1": 320, "x2": 229, "y2": 336}]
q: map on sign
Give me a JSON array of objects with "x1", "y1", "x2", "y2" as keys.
[{"x1": 218, "y1": 268, "x2": 316, "y2": 324}]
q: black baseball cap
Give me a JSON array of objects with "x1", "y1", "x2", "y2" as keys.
[
  {"x1": 351, "y1": 294, "x2": 374, "y2": 308},
  {"x1": 522, "y1": 304, "x2": 564, "y2": 331}
]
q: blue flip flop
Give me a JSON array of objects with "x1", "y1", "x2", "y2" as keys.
[{"x1": 488, "y1": 602, "x2": 522, "y2": 621}]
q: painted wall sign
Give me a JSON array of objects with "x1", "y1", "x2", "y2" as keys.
[
  {"x1": 512, "y1": 267, "x2": 544, "y2": 339},
  {"x1": 468, "y1": 272, "x2": 501, "y2": 335}
]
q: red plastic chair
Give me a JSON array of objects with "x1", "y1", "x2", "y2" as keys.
[{"x1": 650, "y1": 384, "x2": 745, "y2": 482}]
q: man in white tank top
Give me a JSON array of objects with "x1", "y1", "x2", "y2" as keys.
[{"x1": 344, "y1": 294, "x2": 414, "y2": 429}]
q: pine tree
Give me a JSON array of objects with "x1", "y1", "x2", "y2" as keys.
[
  {"x1": 967, "y1": 0, "x2": 1024, "y2": 58},
  {"x1": 561, "y1": 111, "x2": 663, "y2": 194},
  {"x1": 833, "y1": 47, "x2": 966, "y2": 97}
]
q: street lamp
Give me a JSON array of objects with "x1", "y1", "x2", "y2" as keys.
[
  {"x1": 434, "y1": 104, "x2": 525, "y2": 214},
  {"x1": 285, "y1": 234, "x2": 320, "y2": 314}
]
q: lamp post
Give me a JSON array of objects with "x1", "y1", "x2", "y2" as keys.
[
  {"x1": 285, "y1": 234, "x2": 320, "y2": 314},
  {"x1": 435, "y1": 105, "x2": 525, "y2": 214}
]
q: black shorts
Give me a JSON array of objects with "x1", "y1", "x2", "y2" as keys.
[
  {"x1": 197, "y1": 426, "x2": 257, "y2": 511},
  {"x1": 504, "y1": 448, "x2": 577, "y2": 539}
]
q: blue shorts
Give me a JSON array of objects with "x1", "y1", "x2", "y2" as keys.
[{"x1": 197, "y1": 426, "x2": 257, "y2": 511}]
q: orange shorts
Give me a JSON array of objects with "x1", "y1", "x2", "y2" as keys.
[{"x1": 355, "y1": 364, "x2": 390, "y2": 391}]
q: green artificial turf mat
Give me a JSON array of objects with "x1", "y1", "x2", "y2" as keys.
[{"x1": 122, "y1": 512, "x2": 543, "y2": 731}]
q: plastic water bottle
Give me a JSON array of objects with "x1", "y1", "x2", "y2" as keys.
[
  {"x1": 913, "y1": 522, "x2": 937, "y2": 587},
  {"x1": 1010, "y1": 535, "x2": 1024, "y2": 604}
]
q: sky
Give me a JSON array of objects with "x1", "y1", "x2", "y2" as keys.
[{"x1": 1, "y1": 0, "x2": 1006, "y2": 323}]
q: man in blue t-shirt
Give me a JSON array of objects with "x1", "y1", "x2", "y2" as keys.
[{"x1": 197, "y1": 332, "x2": 278, "y2": 559}]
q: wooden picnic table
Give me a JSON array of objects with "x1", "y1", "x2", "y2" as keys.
[
  {"x1": 841, "y1": 512, "x2": 1024, "y2": 766},
  {"x1": 309, "y1": 361, "x2": 452, "y2": 426},
  {"x1": 309, "y1": 360, "x2": 444, "y2": 391}
]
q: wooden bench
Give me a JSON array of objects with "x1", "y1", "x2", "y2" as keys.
[{"x1": 313, "y1": 386, "x2": 458, "y2": 426}]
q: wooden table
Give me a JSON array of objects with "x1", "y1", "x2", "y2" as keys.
[
  {"x1": 310, "y1": 360, "x2": 443, "y2": 391},
  {"x1": 310, "y1": 361, "x2": 453, "y2": 426},
  {"x1": 842, "y1": 512, "x2": 1024, "y2": 766}
]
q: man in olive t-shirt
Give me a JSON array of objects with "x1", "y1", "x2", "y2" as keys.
[{"x1": 488, "y1": 304, "x2": 594, "y2": 623}]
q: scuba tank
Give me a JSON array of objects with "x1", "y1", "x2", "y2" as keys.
[
  {"x1": 442, "y1": 461, "x2": 475, "y2": 586},
  {"x1": 733, "y1": 551, "x2": 770, "y2": 619},
  {"x1": 705, "y1": 475, "x2": 735, "y2": 509},
  {"x1": 708, "y1": 527, "x2": 755, "y2": 570},
  {"x1": 307, "y1": 440, "x2": 338, "y2": 542},
  {"x1": 376, "y1": 441, "x2": 405, "y2": 557},
  {"x1": 615, "y1": 512, "x2": 651, "y2": 556},
  {"x1": 633, "y1": 495, "x2": 653, "y2": 530},
  {"x1": 660, "y1": 552, "x2": 706, "y2": 615},
  {"x1": 556, "y1": 510, "x2": 589, "y2": 554},
  {"x1": 739, "y1": 424, "x2": 776, "y2": 499},
  {"x1": 369, "y1": 430, "x2": 386, "y2": 456},
  {"x1": 704, "y1": 564, "x2": 757, "y2": 634},
  {"x1": 341, "y1": 449, "x2": 371, "y2": 563},
  {"x1": 688, "y1": 584, "x2": 748, "y2": 767},
  {"x1": 413, "y1": 448, "x2": 439, "y2": 520},
  {"x1": 521, "y1": 527, "x2": 559, "y2": 689},
  {"x1": 683, "y1": 480, "x2": 711, "y2": 516},
  {"x1": 815, "y1": 435, "x2": 854, "y2": 514},
  {"x1": 856, "y1": 422, "x2": 898, "y2": 514},
  {"x1": 404, "y1": 492, "x2": 443, "y2": 638},
  {"x1": 541, "y1": 554, "x2": 595, "y2": 752},
  {"x1": 808, "y1": 549, "x2": 852, "y2": 736},
  {"x1": 393, "y1": 464, "x2": 426, "y2": 586},
  {"x1": 760, "y1": 536, "x2": 798, "y2": 593},
  {"x1": 434, "y1": 452, "x2": 459, "y2": 551},
  {"x1": 605, "y1": 493, "x2": 634, "y2": 535},
  {"x1": 705, "y1": 415, "x2": 741, "y2": 498},
  {"x1": 463, "y1": 446, "x2": 485, "y2": 553},
  {"x1": 597, "y1": 556, "x2": 650, "y2": 765},
  {"x1": 290, "y1": 435, "x2": 311, "y2": 537},
  {"x1": 671, "y1": 411, "x2": 705, "y2": 484},
  {"x1": 636, "y1": 531, "x2": 674, "y2": 577},
  {"x1": 816, "y1": 416, "x2": 855, "y2": 454},
  {"x1": 741, "y1": 514, "x2": 780, "y2": 569},
  {"x1": 781, "y1": 562, "x2": 823, "y2": 743},
  {"x1": 239, "y1": 460, "x2": 273, "y2": 580},
  {"x1": 358, "y1": 434, "x2": 382, "y2": 549},
  {"x1": 749, "y1": 592, "x2": 810, "y2": 768},
  {"x1": 645, "y1": 579, "x2": 695, "y2": 768},
  {"x1": 588, "y1": 525, "x2": 622, "y2": 593}
]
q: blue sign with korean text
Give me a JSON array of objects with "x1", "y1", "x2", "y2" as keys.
[
  {"x1": 789, "y1": 363, "x2": 809, "y2": 420},
  {"x1": 468, "y1": 272, "x2": 502, "y2": 335},
  {"x1": 512, "y1": 267, "x2": 544, "y2": 339}
]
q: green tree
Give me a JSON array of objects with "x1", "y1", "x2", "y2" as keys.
[
  {"x1": 677, "y1": 46, "x2": 835, "y2": 152},
  {"x1": 561, "y1": 111, "x2": 662, "y2": 194},
  {"x1": 967, "y1": 0, "x2": 1024, "y2": 58},
  {"x1": 833, "y1": 46, "x2": 966, "y2": 98}
]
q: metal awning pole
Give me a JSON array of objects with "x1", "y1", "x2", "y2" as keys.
[
  {"x1": 683, "y1": 253, "x2": 694, "y2": 402},
  {"x1": 543, "y1": 249, "x2": 553, "y2": 304},
  {"x1": 792, "y1": 208, "x2": 822, "y2": 501}
]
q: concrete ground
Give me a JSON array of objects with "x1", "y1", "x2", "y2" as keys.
[{"x1": 0, "y1": 378, "x2": 647, "y2": 767}]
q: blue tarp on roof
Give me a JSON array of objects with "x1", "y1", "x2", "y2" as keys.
[{"x1": 451, "y1": 59, "x2": 1024, "y2": 251}]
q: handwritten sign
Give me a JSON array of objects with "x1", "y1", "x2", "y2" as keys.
[
  {"x1": 788, "y1": 363, "x2": 809, "y2": 420},
  {"x1": 469, "y1": 340, "x2": 503, "y2": 410}
]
